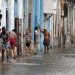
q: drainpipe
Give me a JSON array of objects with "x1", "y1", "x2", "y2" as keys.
[{"x1": 24, "y1": 0, "x2": 28, "y2": 30}]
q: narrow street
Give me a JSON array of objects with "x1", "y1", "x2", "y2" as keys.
[
  {"x1": 0, "y1": 0, "x2": 75, "y2": 75},
  {"x1": 0, "y1": 45, "x2": 75, "y2": 75}
]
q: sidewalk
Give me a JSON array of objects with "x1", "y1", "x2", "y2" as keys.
[{"x1": 0, "y1": 44, "x2": 75, "y2": 58}]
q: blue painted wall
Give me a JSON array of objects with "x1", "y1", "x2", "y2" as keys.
[
  {"x1": 40, "y1": 0, "x2": 44, "y2": 50},
  {"x1": 32, "y1": 0, "x2": 44, "y2": 50},
  {"x1": 14, "y1": 0, "x2": 18, "y2": 18},
  {"x1": 32, "y1": 0, "x2": 35, "y2": 45}
]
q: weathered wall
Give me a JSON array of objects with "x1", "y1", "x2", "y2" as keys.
[{"x1": 44, "y1": 0, "x2": 57, "y2": 14}]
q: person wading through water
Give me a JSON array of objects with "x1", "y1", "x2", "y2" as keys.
[
  {"x1": 0, "y1": 26, "x2": 9, "y2": 62},
  {"x1": 9, "y1": 29, "x2": 17, "y2": 59},
  {"x1": 40, "y1": 28, "x2": 50, "y2": 53}
]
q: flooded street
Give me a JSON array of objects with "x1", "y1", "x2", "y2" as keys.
[{"x1": 0, "y1": 45, "x2": 75, "y2": 75}]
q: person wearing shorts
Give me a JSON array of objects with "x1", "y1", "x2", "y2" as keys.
[
  {"x1": 0, "y1": 26, "x2": 9, "y2": 62},
  {"x1": 40, "y1": 29, "x2": 50, "y2": 53},
  {"x1": 9, "y1": 29, "x2": 17, "y2": 59}
]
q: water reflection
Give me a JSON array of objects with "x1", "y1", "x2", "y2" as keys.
[{"x1": 1, "y1": 64, "x2": 9, "y2": 75}]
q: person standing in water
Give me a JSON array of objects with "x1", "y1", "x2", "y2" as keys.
[{"x1": 40, "y1": 28, "x2": 50, "y2": 53}]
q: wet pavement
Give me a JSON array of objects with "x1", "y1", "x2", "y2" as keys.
[{"x1": 0, "y1": 45, "x2": 75, "y2": 75}]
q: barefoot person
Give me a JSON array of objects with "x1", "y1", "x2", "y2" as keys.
[
  {"x1": 9, "y1": 29, "x2": 17, "y2": 59},
  {"x1": 40, "y1": 28, "x2": 50, "y2": 53},
  {"x1": 0, "y1": 26, "x2": 10, "y2": 62},
  {"x1": 25, "y1": 29, "x2": 36, "y2": 55}
]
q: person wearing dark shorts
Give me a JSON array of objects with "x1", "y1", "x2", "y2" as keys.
[{"x1": 40, "y1": 28, "x2": 50, "y2": 53}]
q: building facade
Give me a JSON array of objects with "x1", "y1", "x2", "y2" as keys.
[{"x1": 1, "y1": 0, "x2": 75, "y2": 51}]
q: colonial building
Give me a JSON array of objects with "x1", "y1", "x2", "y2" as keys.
[
  {"x1": 55, "y1": 0, "x2": 75, "y2": 47},
  {"x1": 0, "y1": 0, "x2": 57, "y2": 54}
]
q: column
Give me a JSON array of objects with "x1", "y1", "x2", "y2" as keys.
[
  {"x1": 32, "y1": 0, "x2": 40, "y2": 50},
  {"x1": 50, "y1": 16, "x2": 54, "y2": 48},
  {"x1": 17, "y1": 0, "x2": 23, "y2": 54},
  {"x1": 23, "y1": 0, "x2": 29, "y2": 50},
  {"x1": 0, "y1": 0, "x2": 2, "y2": 10},
  {"x1": 36, "y1": 0, "x2": 40, "y2": 51},
  {"x1": 24, "y1": 0, "x2": 28, "y2": 31},
  {"x1": 8, "y1": 0, "x2": 14, "y2": 31},
  {"x1": 40, "y1": 0, "x2": 44, "y2": 50},
  {"x1": 23, "y1": 0, "x2": 25, "y2": 33},
  {"x1": 32, "y1": 0, "x2": 44, "y2": 51},
  {"x1": 32, "y1": 0, "x2": 35, "y2": 47},
  {"x1": 1, "y1": 0, "x2": 6, "y2": 28},
  {"x1": 23, "y1": 0, "x2": 29, "y2": 33},
  {"x1": 0, "y1": 0, "x2": 2, "y2": 29},
  {"x1": 73, "y1": 7, "x2": 75, "y2": 43},
  {"x1": 14, "y1": 0, "x2": 18, "y2": 18}
]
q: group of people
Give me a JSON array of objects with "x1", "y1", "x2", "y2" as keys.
[
  {"x1": 25, "y1": 26, "x2": 50, "y2": 55},
  {"x1": 0, "y1": 26, "x2": 17, "y2": 62},
  {"x1": 0, "y1": 26, "x2": 50, "y2": 62},
  {"x1": 34, "y1": 27, "x2": 50, "y2": 53}
]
